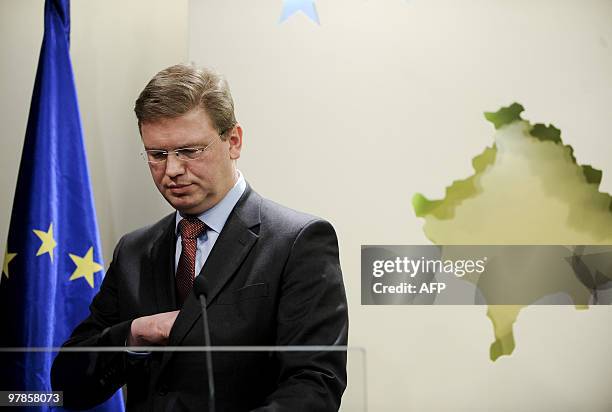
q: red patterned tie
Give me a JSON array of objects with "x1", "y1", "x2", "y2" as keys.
[{"x1": 176, "y1": 217, "x2": 207, "y2": 305}]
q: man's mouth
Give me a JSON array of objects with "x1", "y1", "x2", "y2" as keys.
[{"x1": 167, "y1": 184, "x2": 192, "y2": 194}]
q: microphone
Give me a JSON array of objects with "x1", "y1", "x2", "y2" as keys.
[{"x1": 193, "y1": 276, "x2": 215, "y2": 412}]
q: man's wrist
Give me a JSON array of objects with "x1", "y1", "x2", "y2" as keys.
[
  {"x1": 124, "y1": 319, "x2": 151, "y2": 356},
  {"x1": 127, "y1": 316, "x2": 143, "y2": 346},
  {"x1": 125, "y1": 319, "x2": 151, "y2": 355}
]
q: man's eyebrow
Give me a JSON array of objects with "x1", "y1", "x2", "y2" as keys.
[{"x1": 144, "y1": 141, "x2": 202, "y2": 151}]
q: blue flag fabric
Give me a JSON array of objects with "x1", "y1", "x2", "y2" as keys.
[{"x1": 0, "y1": 1, "x2": 124, "y2": 410}]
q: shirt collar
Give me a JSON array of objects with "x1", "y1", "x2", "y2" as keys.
[{"x1": 175, "y1": 170, "x2": 246, "y2": 235}]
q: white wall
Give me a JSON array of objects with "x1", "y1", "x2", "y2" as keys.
[
  {"x1": 0, "y1": 0, "x2": 188, "y2": 264},
  {"x1": 188, "y1": 0, "x2": 612, "y2": 410},
  {"x1": 0, "y1": 1, "x2": 42, "y2": 261}
]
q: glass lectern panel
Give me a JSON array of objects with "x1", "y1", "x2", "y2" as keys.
[{"x1": 0, "y1": 346, "x2": 366, "y2": 411}]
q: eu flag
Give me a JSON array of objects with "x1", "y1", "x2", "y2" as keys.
[{"x1": 0, "y1": 1, "x2": 124, "y2": 410}]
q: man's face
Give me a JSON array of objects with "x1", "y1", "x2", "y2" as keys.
[{"x1": 141, "y1": 109, "x2": 242, "y2": 215}]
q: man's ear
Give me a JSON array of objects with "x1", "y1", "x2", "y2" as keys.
[{"x1": 228, "y1": 124, "x2": 243, "y2": 160}]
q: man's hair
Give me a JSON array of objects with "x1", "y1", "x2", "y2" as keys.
[{"x1": 134, "y1": 64, "x2": 236, "y2": 138}]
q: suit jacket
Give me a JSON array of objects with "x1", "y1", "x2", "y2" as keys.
[{"x1": 51, "y1": 185, "x2": 348, "y2": 411}]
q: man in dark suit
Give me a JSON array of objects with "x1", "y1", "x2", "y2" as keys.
[{"x1": 51, "y1": 64, "x2": 348, "y2": 411}]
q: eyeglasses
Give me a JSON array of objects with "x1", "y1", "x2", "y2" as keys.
[{"x1": 141, "y1": 129, "x2": 230, "y2": 164}]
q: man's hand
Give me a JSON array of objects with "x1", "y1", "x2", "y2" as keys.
[{"x1": 128, "y1": 310, "x2": 180, "y2": 346}]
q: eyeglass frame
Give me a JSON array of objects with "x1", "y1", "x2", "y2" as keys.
[{"x1": 140, "y1": 127, "x2": 233, "y2": 164}]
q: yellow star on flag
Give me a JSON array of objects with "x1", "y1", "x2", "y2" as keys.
[
  {"x1": 69, "y1": 247, "x2": 103, "y2": 288},
  {"x1": 2, "y1": 251, "x2": 17, "y2": 280},
  {"x1": 33, "y1": 223, "x2": 57, "y2": 262}
]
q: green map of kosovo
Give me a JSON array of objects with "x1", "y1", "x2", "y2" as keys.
[{"x1": 412, "y1": 103, "x2": 612, "y2": 361}]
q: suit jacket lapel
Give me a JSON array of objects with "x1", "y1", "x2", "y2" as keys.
[
  {"x1": 148, "y1": 213, "x2": 178, "y2": 313},
  {"x1": 163, "y1": 185, "x2": 261, "y2": 357}
]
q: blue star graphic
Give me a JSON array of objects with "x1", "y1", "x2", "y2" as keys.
[{"x1": 279, "y1": 0, "x2": 320, "y2": 25}]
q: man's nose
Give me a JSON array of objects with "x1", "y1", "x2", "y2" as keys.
[{"x1": 164, "y1": 153, "x2": 185, "y2": 178}]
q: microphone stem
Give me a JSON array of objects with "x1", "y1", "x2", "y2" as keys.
[{"x1": 199, "y1": 294, "x2": 215, "y2": 412}]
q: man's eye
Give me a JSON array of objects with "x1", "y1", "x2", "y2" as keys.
[
  {"x1": 150, "y1": 151, "x2": 167, "y2": 160},
  {"x1": 178, "y1": 148, "x2": 202, "y2": 159}
]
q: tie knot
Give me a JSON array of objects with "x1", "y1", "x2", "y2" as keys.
[{"x1": 179, "y1": 217, "x2": 207, "y2": 240}]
